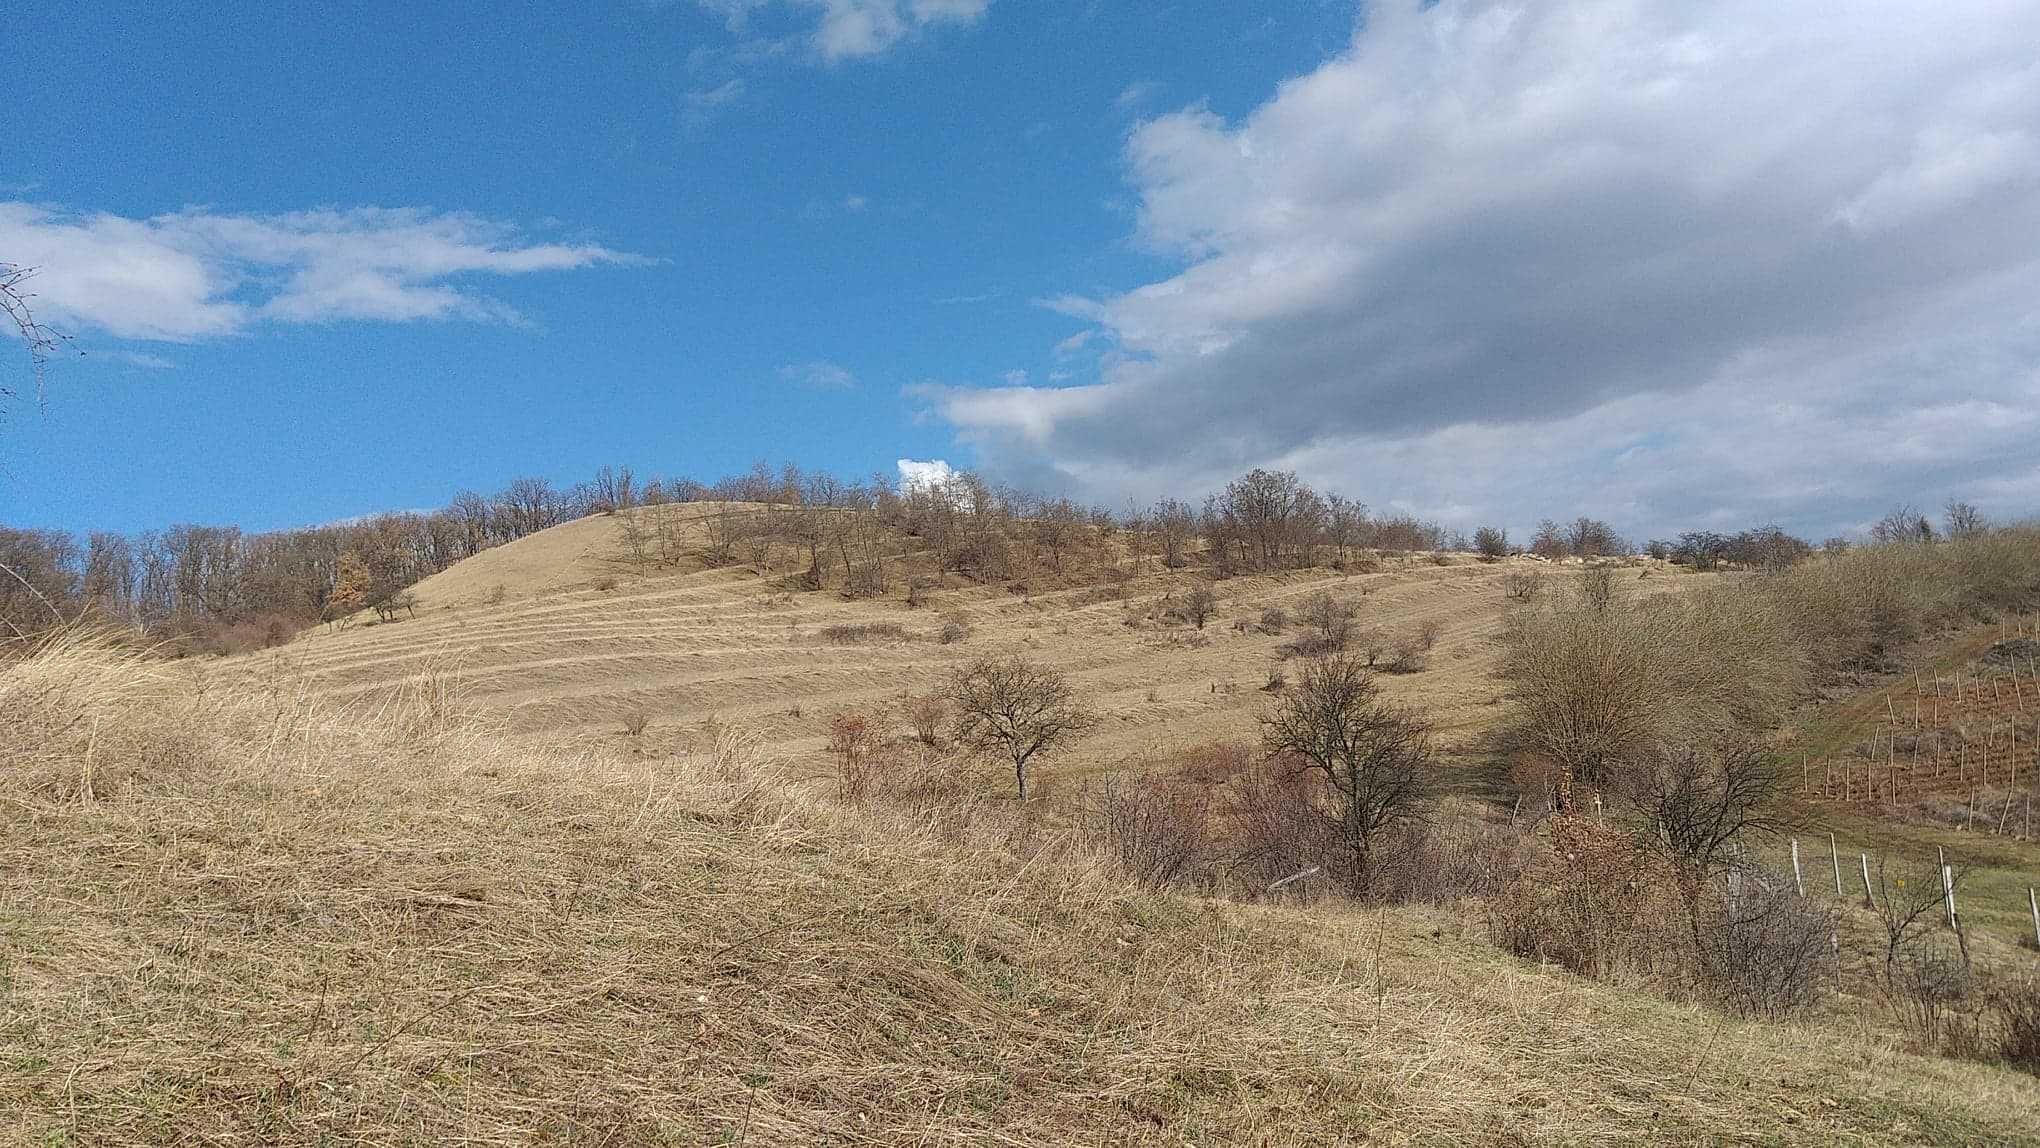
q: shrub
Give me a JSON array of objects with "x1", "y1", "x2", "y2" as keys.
[
  {"x1": 591, "y1": 576, "x2": 620, "y2": 593},
  {"x1": 1370, "y1": 807, "x2": 1533, "y2": 906},
  {"x1": 1179, "y1": 584, "x2": 1218, "y2": 630},
  {"x1": 1214, "y1": 757, "x2": 1342, "y2": 899},
  {"x1": 1093, "y1": 773, "x2": 1213, "y2": 888},
  {"x1": 1474, "y1": 526, "x2": 1509, "y2": 561},
  {"x1": 938, "y1": 615, "x2": 972, "y2": 644},
  {"x1": 1416, "y1": 618, "x2": 1443, "y2": 651},
  {"x1": 1696, "y1": 868, "x2": 1834, "y2": 1018},
  {"x1": 1491, "y1": 819, "x2": 1689, "y2": 984},
  {"x1": 620, "y1": 709, "x2": 650, "y2": 737},
  {"x1": 820, "y1": 622, "x2": 909, "y2": 644},
  {"x1": 1279, "y1": 632, "x2": 1346, "y2": 660},
  {"x1": 906, "y1": 693, "x2": 948, "y2": 746},
  {"x1": 1258, "y1": 606, "x2": 1288, "y2": 634},
  {"x1": 1995, "y1": 976, "x2": 2040, "y2": 1074},
  {"x1": 1503, "y1": 571, "x2": 1541, "y2": 600},
  {"x1": 1578, "y1": 565, "x2": 1616, "y2": 612},
  {"x1": 1884, "y1": 938, "x2": 1983, "y2": 1056},
  {"x1": 1299, "y1": 590, "x2": 1354, "y2": 637},
  {"x1": 828, "y1": 710, "x2": 885, "y2": 804},
  {"x1": 1384, "y1": 634, "x2": 1427, "y2": 674}
]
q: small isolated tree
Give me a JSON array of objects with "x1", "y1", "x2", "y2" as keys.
[
  {"x1": 1259, "y1": 654, "x2": 1432, "y2": 894},
  {"x1": 946, "y1": 655, "x2": 1095, "y2": 799},
  {"x1": 1871, "y1": 504, "x2": 1934, "y2": 545},
  {"x1": 327, "y1": 553, "x2": 372, "y2": 627},
  {"x1": 1473, "y1": 526, "x2": 1509, "y2": 562},
  {"x1": 1298, "y1": 590, "x2": 1356, "y2": 649},
  {"x1": 1623, "y1": 743, "x2": 1779, "y2": 929},
  {"x1": 1503, "y1": 570, "x2": 1541, "y2": 601},
  {"x1": 1943, "y1": 500, "x2": 1986, "y2": 539},
  {"x1": 1869, "y1": 858, "x2": 1966, "y2": 988},
  {"x1": 906, "y1": 692, "x2": 948, "y2": 746},
  {"x1": 1181, "y1": 583, "x2": 1218, "y2": 629}
]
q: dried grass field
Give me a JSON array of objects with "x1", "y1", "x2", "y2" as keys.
[
  {"x1": 6, "y1": 506, "x2": 2039, "y2": 1144},
  {"x1": 259, "y1": 502, "x2": 1688, "y2": 790}
]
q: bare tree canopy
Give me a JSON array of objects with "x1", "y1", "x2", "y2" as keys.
[
  {"x1": 1260, "y1": 654, "x2": 1432, "y2": 894},
  {"x1": 945, "y1": 654, "x2": 1095, "y2": 800}
]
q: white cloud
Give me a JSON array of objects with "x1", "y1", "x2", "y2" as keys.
[
  {"x1": 699, "y1": 0, "x2": 989, "y2": 61},
  {"x1": 843, "y1": 194, "x2": 870, "y2": 212},
  {"x1": 100, "y1": 350, "x2": 177, "y2": 370},
  {"x1": 0, "y1": 203, "x2": 638, "y2": 342},
  {"x1": 934, "y1": 0, "x2": 2040, "y2": 538},
  {"x1": 778, "y1": 359, "x2": 856, "y2": 388},
  {"x1": 687, "y1": 78, "x2": 747, "y2": 108},
  {"x1": 1000, "y1": 368, "x2": 1027, "y2": 385},
  {"x1": 896, "y1": 457, "x2": 957, "y2": 490}
]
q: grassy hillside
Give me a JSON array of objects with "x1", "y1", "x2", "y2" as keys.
[
  {"x1": 264, "y1": 503, "x2": 1694, "y2": 789},
  {"x1": 5, "y1": 636, "x2": 2038, "y2": 1144}
]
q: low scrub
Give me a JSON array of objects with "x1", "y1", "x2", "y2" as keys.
[{"x1": 819, "y1": 621, "x2": 909, "y2": 644}]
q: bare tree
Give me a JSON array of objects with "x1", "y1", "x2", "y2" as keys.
[
  {"x1": 1150, "y1": 498, "x2": 1197, "y2": 569},
  {"x1": 1623, "y1": 743, "x2": 1778, "y2": 878},
  {"x1": 1566, "y1": 517, "x2": 1625, "y2": 559},
  {"x1": 1297, "y1": 590, "x2": 1355, "y2": 651},
  {"x1": 1180, "y1": 583, "x2": 1218, "y2": 629},
  {"x1": 1035, "y1": 498, "x2": 1082, "y2": 572},
  {"x1": 1943, "y1": 500, "x2": 1986, "y2": 539},
  {"x1": 1869, "y1": 858, "x2": 1966, "y2": 985},
  {"x1": 1259, "y1": 654, "x2": 1432, "y2": 894},
  {"x1": 1473, "y1": 525, "x2": 1509, "y2": 562},
  {"x1": 1529, "y1": 519, "x2": 1568, "y2": 560},
  {"x1": 2, "y1": 263, "x2": 77, "y2": 411},
  {"x1": 945, "y1": 655, "x2": 1096, "y2": 800},
  {"x1": 1871, "y1": 504, "x2": 1934, "y2": 545}
]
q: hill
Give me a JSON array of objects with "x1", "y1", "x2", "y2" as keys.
[
  {"x1": 6, "y1": 635, "x2": 2037, "y2": 1144},
  {"x1": 262, "y1": 502, "x2": 1687, "y2": 787}
]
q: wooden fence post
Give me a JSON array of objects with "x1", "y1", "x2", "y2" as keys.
[
  {"x1": 1860, "y1": 852, "x2": 1876, "y2": 910},
  {"x1": 1791, "y1": 839, "x2": 1804, "y2": 897},
  {"x1": 1830, "y1": 833, "x2": 1843, "y2": 897}
]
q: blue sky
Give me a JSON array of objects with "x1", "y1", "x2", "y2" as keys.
[
  {"x1": 2, "y1": 2, "x2": 1347, "y2": 532},
  {"x1": 6, "y1": 1, "x2": 2039, "y2": 541}
]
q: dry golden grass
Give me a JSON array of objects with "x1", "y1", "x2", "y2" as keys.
[
  {"x1": 263, "y1": 506, "x2": 1701, "y2": 794},
  {"x1": 5, "y1": 635, "x2": 2039, "y2": 1144}
]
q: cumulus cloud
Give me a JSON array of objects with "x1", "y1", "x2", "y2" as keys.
[
  {"x1": 0, "y1": 203, "x2": 638, "y2": 342},
  {"x1": 779, "y1": 360, "x2": 856, "y2": 388},
  {"x1": 897, "y1": 457, "x2": 957, "y2": 490},
  {"x1": 930, "y1": 0, "x2": 2040, "y2": 537}
]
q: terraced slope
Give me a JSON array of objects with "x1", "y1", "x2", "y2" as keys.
[{"x1": 258, "y1": 505, "x2": 1696, "y2": 786}]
